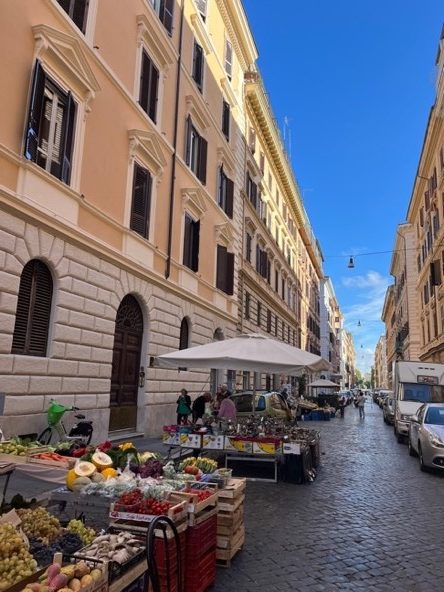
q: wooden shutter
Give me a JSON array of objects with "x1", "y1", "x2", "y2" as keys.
[
  {"x1": 24, "y1": 61, "x2": 46, "y2": 162},
  {"x1": 140, "y1": 52, "x2": 159, "y2": 122},
  {"x1": 216, "y1": 245, "x2": 226, "y2": 292},
  {"x1": 183, "y1": 214, "x2": 192, "y2": 268},
  {"x1": 72, "y1": 0, "x2": 89, "y2": 32},
  {"x1": 61, "y1": 92, "x2": 76, "y2": 184},
  {"x1": 12, "y1": 260, "x2": 52, "y2": 356},
  {"x1": 225, "y1": 177, "x2": 234, "y2": 218},
  {"x1": 226, "y1": 251, "x2": 234, "y2": 295},
  {"x1": 185, "y1": 116, "x2": 192, "y2": 165},
  {"x1": 130, "y1": 164, "x2": 151, "y2": 238},
  {"x1": 225, "y1": 39, "x2": 233, "y2": 79},
  {"x1": 191, "y1": 219, "x2": 200, "y2": 272},
  {"x1": 196, "y1": 0, "x2": 207, "y2": 19},
  {"x1": 198, "y1": 136, "x2": 207, "y2": 184},
  {"x1": 149, "y1": 62, "x2": 159, "y2": 122},
  {"x1": 160, "y1": 0, "x2": 174, "y2": 34},
  {"x1": 222, "y1": 100, "x2": 230, "y2": 139},
  {"x1": 193, "y1": 43, "x2": 204, "y2": 90}
]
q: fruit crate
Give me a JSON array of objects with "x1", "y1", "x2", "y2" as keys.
[
  {"x1": 186, "y1": 513, "x2": 217, "y2": 559},
  {"x1": 217, "y1": 523, "x2": 245, "y2": 550},
  {"x1": 26, "y1": 450, "x2": 75, "y2": 468},
  {"x1": 75, "y1": 541, "x2": 146, "y2": 585},
  {"x1": 217, "y1": 505, "x2": 244, "y2": 536},
  {"x1": 217, "y1": 477, "x2": 246, "y2": 500},
  {"x1": 109, "y1": 499, "x2": 187, "y2": 525},
  {"x1": 184, "y1": 546, "x2": 216, "y2": 592},
  {"x1": 216, "y1": 525, "x2": 245, "y2": 568},
  {"x1": 168, "y1": 488, "x2": 218, "y2": 514},
  {"x1": 217, "y1": 493, "x2": 245, "y2": 513}
]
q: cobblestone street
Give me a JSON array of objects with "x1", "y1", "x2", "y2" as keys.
[{"x1": 215, "y1": 401, "x2": 444, "y2": 592}]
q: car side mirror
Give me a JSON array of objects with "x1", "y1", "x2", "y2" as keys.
[{"x1": 410, "y1": 415, "x2": 419, "y2": 423}]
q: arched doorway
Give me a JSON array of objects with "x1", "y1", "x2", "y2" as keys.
[{"x1": 109, "y1": 295, "x2": 143, "y2": 433}]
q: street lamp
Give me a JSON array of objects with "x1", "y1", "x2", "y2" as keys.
[{"x1": 347, "y1": 257, "x2": 355, "y2": 269}]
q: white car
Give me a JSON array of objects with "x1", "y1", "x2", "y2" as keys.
[{"x1": 408, "y1": 403, "x2": 444, "y2": 471}]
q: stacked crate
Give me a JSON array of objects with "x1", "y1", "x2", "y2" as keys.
[
  {"x1": 184, "y1": 509, "x2": 217, "y2": 592},
  {"x1": 216, "y1": 478, "x2": 246, "y2": 567}
]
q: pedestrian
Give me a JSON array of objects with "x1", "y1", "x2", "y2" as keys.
[
  {"x1": 217, "y1": 392, "x2": 237, "y2": 422},
  {"x1": 176, "y1": 388, "x2": 192, "y2": 425},
  {"x1": 192, "y1": 391, "x2": 212, "y2": 423},
  {"x1": 357, "y1": 390, "x2": 365, "y2": 419},
  {"x1": 338, "y1": 394, "x2": 346, "y2": 418}
]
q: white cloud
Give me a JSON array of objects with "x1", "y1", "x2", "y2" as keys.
[{"x1": 341, "y1": 271, "x2": 391, "y2": 374}]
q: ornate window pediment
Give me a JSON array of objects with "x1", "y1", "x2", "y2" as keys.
[
  {"x1": 190, "y1": 13, "x2": 212, "y2": 55},
  {"x1": 129, "y1": 129, "x2": 167, "y2": 179},
  {"x1": 186, "y1": 95, "x2": 210, "y2": 130},
  {"x1": 33, "y1": 24, "x2": 100, "y2": 103},
  {"x1": 215, "y1": 222, "x2": 234, "y2": 246},
  {"x1": 182, "y1": 187, "x2": 207, "y2": 219},
  {"x1": 136, "y1": 14, "x2": 177, "y2": 71},
  {"x1": 217, "y1": 144, "x2": 235, "y2": 173},
  {"x1": 245, "y1": 217, "x2": 256, "y2": 235}
]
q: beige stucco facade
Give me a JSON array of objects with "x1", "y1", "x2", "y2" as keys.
[
  {"x1": 381, "y1": 286, "x2": 396, "y2": 389},
  {"x1": 0, "y1": 0, "x2": 328, "y2": 439},
  {"x1": 374, "y1": 335, "x2": 388, "y2": 389}
]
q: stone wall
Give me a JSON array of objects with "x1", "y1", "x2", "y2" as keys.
[{"x1": 0, "y1": 209, "x2": 236, "y2": 441}]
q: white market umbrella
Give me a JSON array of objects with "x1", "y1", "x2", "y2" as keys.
[
  {"x1": 154, "y1": 333, "x2": 329, "y2": 374},
  {"x1": 308, "y1": 379, "x2": 340, "y2": 388}
]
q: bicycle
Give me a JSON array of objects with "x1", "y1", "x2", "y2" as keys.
[{"x1": 38, "y1": 400, "x2": 93, "y2": 446}]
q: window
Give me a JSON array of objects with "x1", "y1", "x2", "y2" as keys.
[
  {"x1": 246, "y1": 173, "x2": 257, "y2": 208},
  {"x1": 440, "y1": 147, "x2": 444, "y2": 170},
  {"x1": 275, "y1": 269, "x2": 279, "y2": 292},
  {"x1": 281, "y1": 277, "x2": 285, "y2": 300},
  {"x1": 139, "y1": 50, "x2": 159, "y2": 123},
  {"x1": 185, "y1": 117, "x2": 207, "y2": 184},
  {"x1": 282, "y1": 321, "x2": 285, "y2": 340},
  {"x1": 224, "y1": 39, "x2": 233, "y2": 80},
  {"x1": 275, "y1": 315, "x2": 278, "y2": 337},
  {"x1": 246, "y1": 233, "x2": 252, "y2": 263},
  {"x1": 130, "y1": 163, "x2": 152, "y2": 239},
  {"x1": 179, "y1": 317, "x2": 190, "y2": 350},
  {"x1": 183, "y1": 213, "x2": 200, "y2": 272},
  {"x1": 267, "y1": 309, "x2": 272, "y2": 332},
  {"x1": 57, "y1": 0, "x2": 88, "y2": 33},
  {"x1": 196, "y1": 0, "x2": 207, "y2": 21},
  {"x1": 150, "y1": 0, "x2": 174, "y2": 35},
  {"x1": 11, "y1": 260, "x2": 53, "y2": 357},
  {"x1": 257, "y1": 301, "x2": 262, "y2": 326},
  {"x1": 216, "y1": 245, "x2": 234, "y2": 295},
  {"x1": 256, "y1": 246, "x2": 269, "y2": 280},
  {"x1": 218, "y1": 167, "x2": 234, "y2": 218},
  {"x1": 260, "y1": 152, "x2": 265, "y2": 174},
  {"x1": 24, "y1": 61, "x2": 76, "y2": 184},
  {"x1": 222, "y1": 100, "x2": 230, "y2": 140},
  {"x1": 192, "y1": 41, "x2": 204, "y2": 91},
  {"x1": 245, "y1": 292, "x2": 250, "y2": 320}
]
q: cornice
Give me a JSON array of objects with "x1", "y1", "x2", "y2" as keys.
[
  {"x1": 190, "y1": 13, "x2": 212, "y2": 55},
  {"x1": 215, "y1": 0, "x2": 258, "y2": 70},
  {"x1": 137, "y1": 14, "x2": 178, "y2": 69}
]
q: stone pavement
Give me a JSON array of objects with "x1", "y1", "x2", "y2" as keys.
[{"x1": 214, "y1": 401, "x2": 444, "y2": 592}]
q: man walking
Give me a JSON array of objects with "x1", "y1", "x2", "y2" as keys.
[{"x1": 357, "y1": 391, "x2": 365, "y2": 419}]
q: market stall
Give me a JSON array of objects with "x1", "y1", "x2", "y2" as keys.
[{"x1": 0, "y1": 437, "x2": 247, "y2": 592}]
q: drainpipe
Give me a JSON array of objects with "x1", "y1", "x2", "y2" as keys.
[{"x1": 165, "y1": 0, "x2": 185, "y2": 279}]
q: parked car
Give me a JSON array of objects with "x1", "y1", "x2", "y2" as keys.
[
  {"x1": 383, "y1": 394, "x2": 395, "y2": 425},
  {"x1": 377, "y1": 390, "x2": 391, "y2": 408},
  {"x1": 231, "y1": 391, "x2": 292, "y2": 419},
  {"x1": 408, "y1": 403, "x2": 444, "y2": 471}
]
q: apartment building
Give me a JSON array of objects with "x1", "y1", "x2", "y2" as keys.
[
  {"x1": 374, "y1": 335, "x2": 388, "y2": 389},
  {"x1": 319, "y1": 277, "x2": 341, "y2": 380},
  {"x1": 381, "y1": 286, "x2": 396, "y2": 388},
  {"x1": 388, "y1": 223, "x2": 421, "y2": 362},
  {"x1": 237, "y1": 71, "x2": 323, "y2": 391},
  {"x1": 339, "y1": 329, "x2": 355, "y2": 389},
  {"x1": 0, "y1": 0, "x2": 260, "y2": 438},
  {"x1": 0, "y1": 0, "x2": 329, "y2": 438}
]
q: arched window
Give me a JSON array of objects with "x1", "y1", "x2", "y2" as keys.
[
  {"x1": 179, "y1": 317, "x2": 190, "y2": 350},
  {"x1": 11, "y1": 260, "x2": 53, "y2": 356}
]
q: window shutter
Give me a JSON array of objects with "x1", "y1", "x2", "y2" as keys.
[
  {"x1": 193, "y1": 43, "x2": 204, "y2": 90},
  {"x1": 24, "y1": 60, "x2": 46, "y2": 162},
  {"x1": 196, "y1": 0, "x2": 207, "y2": 20},
  {"x1": 191, "y1": 219, "x2": 200, "y2": 272},
  {"x1": 226, "y1": 251, "x2": 234, "y2": 295},
  {"x1": 216, "y1": 245, "x2": 226, "y2": 292},
  {"x1": 225, "y1": 39, "x2": 233, "y2": 79},
  {"x1": 225, "y1": 177, "x2": 234, "y2": 218},
  {"x1": 183, "y1": 214, "x2": 192, "y2": 268},
  {"x1": 160, "y1": 0, "x2": 174, "y2": 34},
  {"x1": 185, "y1": 116, "x2": 192, "y2": 165},
  {"x1": 149, "y1": 62, "x2": 159, "y2": 122},
  {"x1": 12, "y1": 260, "x2": 52, "y2": 357},
  {"x1": 130, "y1": 164, "x2": 151, "y2": 238},
  {"x1": 61, "y1": 92, "x2": 76, "y2": 184},
  {"x1": 139, "y1": 52, "x2": 150, "y2": 115},
  {"x1": 222, "y1": 100, "x2": 230, "y2": 139},
  {"x1": 198, "y1": 137, "x2": 207, "y2": 184},
  {"x1": 72, "y1": 0, "x2": 89, "y2": 33}
]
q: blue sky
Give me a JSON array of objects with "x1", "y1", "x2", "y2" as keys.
[{"x1": 243, "y1": 0, "x2": 443, "y2": 373}]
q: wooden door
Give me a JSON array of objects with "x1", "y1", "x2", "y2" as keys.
[{"x1": 109, "y1": 295, "x2": 143, "y2": 432}]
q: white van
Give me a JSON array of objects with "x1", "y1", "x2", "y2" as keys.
[{"x1": 394, "y1": 361, "x2": 444, "y2": 442}]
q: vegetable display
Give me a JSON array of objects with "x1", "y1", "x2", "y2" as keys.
[
  {"x1": 17, "y1": 508, "x2": 61, "y2": 542},
  {"x1": 75, "y1": 532, "x2": 145, "y2": 565},
  {"x1": 22, "y1": 561, "x2": 104, "y2": 592},
  {"x1": 67, "y1": 520, "x2": 96, "y2": 547}
]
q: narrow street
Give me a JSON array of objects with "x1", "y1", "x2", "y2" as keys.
[{"x1": 215, "y1": 402, "x2": 444, "y2": 592}]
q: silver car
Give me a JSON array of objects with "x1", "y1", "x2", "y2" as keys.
[
  {"x1": 408, "y1": 403, "x2": 444, "y2": 471},
  {"x1": 383, "y1": 395, "x2": 395, "y2": 425}
]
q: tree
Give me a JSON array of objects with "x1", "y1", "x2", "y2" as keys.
[
  {"x1": 354, "y1": 369, "x2": 364, "y2": 387},
  {"x1": 370, "y1": 366, "x2": 376, "y2": 389}
]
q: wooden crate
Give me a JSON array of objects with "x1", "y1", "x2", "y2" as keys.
[
  {"x1": 217, "y1": 478, "x2": 246, "y2": 500},
  {"x1": 109, "y1": 499, "x2": 187, "y2": 525},
  {"x1": 217, "y1": 493, "x2": 245, "y2": 513},
  {"x1": 216, "y1": 525, "x2": 245, "y2": 568},
  {"x1": 217, "y1": 524, "x2": 245, "y2": 550},
  {"x1": 187, "y1": 504, "x2": 218, "y2": 527},
  {"x1": 169, "y1": 489, "x2": 218, "y2": 514},
  {"x1": 217, "y1": 506, "x2": 244, "y2": 536}
]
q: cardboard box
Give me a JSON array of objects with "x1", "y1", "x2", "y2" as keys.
[
  {"x1": 202, "y1": 434, "x2": 225, "y2": 450},
  {"x1": 179, "y1": 433, "x2": 202, "y2": 448},
  {"x1": 252, "y1": 441, "x2": 281, "y2": 455},
  {"x1": 162, "y1": 431, "x2": 179, "y2": 446},
  {"x1": 224, "y1": 438, "x2": 253, "y2": 454},
  {"x1": 282, "y1": 442, "x2": 301, "y2": 455}
]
